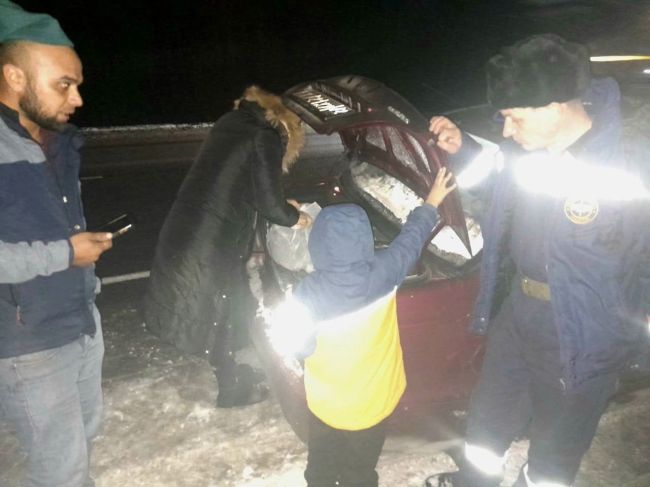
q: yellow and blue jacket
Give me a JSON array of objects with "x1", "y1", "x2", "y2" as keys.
[{"x1": 293, "y1": 203, "x2": 439, "y2": 431}]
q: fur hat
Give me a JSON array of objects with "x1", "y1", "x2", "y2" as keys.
[
  {"x1": 486, "y1": 33, "x2": 590, "y2": 109},
  {"x1": 0, "y1": 1, "x2": 73, "y2": 47},
  {"x1": 234, "y1": 86, "x2": 305, "y2": 173}
]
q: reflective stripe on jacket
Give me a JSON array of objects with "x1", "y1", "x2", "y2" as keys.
[{"x1": 294, "y1": 203, "x2": 440, "y2": 429}]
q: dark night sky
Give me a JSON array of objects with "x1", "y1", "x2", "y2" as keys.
[{"x1": 16, "y1": 1, "x2": 648, "y2": 127}]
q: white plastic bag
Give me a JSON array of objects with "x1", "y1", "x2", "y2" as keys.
[{"x1": 267, "y1": 202, "x2": 321, "y2": 272}]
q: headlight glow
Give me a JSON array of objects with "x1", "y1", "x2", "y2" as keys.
[{"x1": 265, "y1": 296, "x2": 316, "y2": 364}]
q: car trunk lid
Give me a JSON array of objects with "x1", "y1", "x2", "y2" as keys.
[{"x1": 284, "y1": 75, "x2": 472, "y2": 254}]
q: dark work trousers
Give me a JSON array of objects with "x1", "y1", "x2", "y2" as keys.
[
  {"x1": 458, "y1": 282, "x2": 618, "y2": 487},
  {"x1": 305, "y1": 412, "x2": 387, "y2": 487}
]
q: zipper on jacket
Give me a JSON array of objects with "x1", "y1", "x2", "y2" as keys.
[
  {"x1": 44, "y1": 152, "x2": 78, "y2": 232},
  {"x1": 9, "y1": 286, "x2": 25, "y2": 325},
  {"x1": 16, "y1": 305, "x2": 25, "y2": 325}
]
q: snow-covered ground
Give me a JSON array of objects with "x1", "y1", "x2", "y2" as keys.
[{"x1": 1, "y1": 280, "x2": 648, "y2": 487}]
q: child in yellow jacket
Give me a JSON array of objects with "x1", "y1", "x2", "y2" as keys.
[{"x1": 290, "y1": 168, "x2": 456, "y2": 486}]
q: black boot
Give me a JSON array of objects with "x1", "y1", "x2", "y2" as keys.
[
  {"x1": 216, "y1": 363, "x2": 269, "y2": 408},
  {"x1": 425, "y1": 472, "x2": 458, "y2": 487},
  {"x1": 209, "y1": 317, "x2": 269, "y2": 408},
  {"x1": 425, "y1": 467, "x2": 502, "y2": 487}
]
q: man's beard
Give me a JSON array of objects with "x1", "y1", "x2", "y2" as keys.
[{"x1": 19, "y1": 82, "x2": 67, "y2": 133}]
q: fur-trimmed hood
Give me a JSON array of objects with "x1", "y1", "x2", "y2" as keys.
[{"x1": 234, "y1": 86, "x2": 305, "y2": 172}]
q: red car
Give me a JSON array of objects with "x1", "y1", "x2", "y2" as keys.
[{"x1": 250, "y1": 75, "x2": 491, "y2": 441}]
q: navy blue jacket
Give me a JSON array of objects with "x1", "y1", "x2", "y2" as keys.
[
  {"x1": 294, "y1": 203, "x2": 439, "y2": 321},
  {"x1": 0, "y1": 103, "x2": 97, "y2": 358},
  {"x1": 291, "y1": 204, "x2": 439, "y2": 430},
  {"x1": 456, "y1": 78, "x2": 650, "y2": 389}
]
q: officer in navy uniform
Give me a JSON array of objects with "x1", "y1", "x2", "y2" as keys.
[{"x1": 426, "y1": 34, "x2": 650, "y2": 487}]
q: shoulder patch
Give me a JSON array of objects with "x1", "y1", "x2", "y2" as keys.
[{"x1": 564, "y1": 197, "x2": 599, "y2": 224}]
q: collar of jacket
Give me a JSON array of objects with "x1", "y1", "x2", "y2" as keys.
[
  {"x1": 238, "y1": 98, "x2": 290, "y2": 154},
  {"x1": 238, "y1": 98, "x2": 269, "y2": 124},
  {"x1": 0, "y1": 101, "x2": 31, "y2": 140},
  {"x1": 0, "y1": 101, "x2": 82, "y2": 150},
  {"x1": 236, "y1": 93, "x2": 304, "y2": 172}
]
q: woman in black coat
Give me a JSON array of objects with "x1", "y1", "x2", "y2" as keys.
[{"x1": 144, "y1": 86, "x2": 309, "y2": 407}]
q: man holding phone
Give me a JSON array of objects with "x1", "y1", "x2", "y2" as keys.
[{"x1": 0, "y1": 2, "x2": 112, "y2": 486}]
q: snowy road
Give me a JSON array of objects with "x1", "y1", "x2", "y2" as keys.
[{"x1": 1, "y1": 279, "x2": 648, "y2": 487}]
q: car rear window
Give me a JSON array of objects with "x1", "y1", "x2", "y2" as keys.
[
  {"x1": 350, "y1": 161, "x2": 483, "y2": 268},
  {"x1": 365, "y1": 126, "x2": 387, "y2": 151},
  {"x1": 384, "y1": 126, "x2": 420, "y2": 173}
]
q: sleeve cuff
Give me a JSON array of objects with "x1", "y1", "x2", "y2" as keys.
[
  {"x1": 67, "y1": 239, "x2": 74, "y2": 266},
  {"x1": 413, "y1": 203, "x2": 440, "y2": 227},
  {"x1": 449, "y1": 131, "x2": 483, "y2": 166}
]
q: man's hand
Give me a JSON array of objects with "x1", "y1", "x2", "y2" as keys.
[
  {"x1": 426, "y1": 167, "x2": 457, "y2": 208},
  {"x1": 70, "y1": 232, "x2": 113, "y2": 267},
  {"x1": 429, "y1": 116, "x2": 462, "y2": 154},
  {"x1": 293, "y1": 212, "x2": 312, "y2": 229}
]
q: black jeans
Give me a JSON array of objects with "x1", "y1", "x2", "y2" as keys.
[
  {"x1": 458, "y1": 285, "x2": 618, "y2": 486},
  {"x1": 305, "y1": 413, "x2": 386, "y2": 487}
]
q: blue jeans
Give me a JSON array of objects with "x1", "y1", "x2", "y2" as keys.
[{"x1": 0, "y1": 308, "x2": 104, "y2": 487}]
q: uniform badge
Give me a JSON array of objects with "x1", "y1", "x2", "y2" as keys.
[{"x1": 563, "y1": 197, "x2": 599, "y2": 225}]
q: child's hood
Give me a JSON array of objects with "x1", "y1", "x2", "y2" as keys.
[{"x1": 308, "y1": 204, "x2": 374, "y2": 272}]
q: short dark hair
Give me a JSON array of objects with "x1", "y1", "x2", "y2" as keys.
[
  {"x1": 486, "y1": 33, "x2": 591, "y2": 109},
  {"x1": 0, "y1": 41, "x2": 24, "y2": 67}
]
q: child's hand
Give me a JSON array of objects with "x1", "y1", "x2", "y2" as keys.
[{"x1": 425, "y1": 167, "x2": 457, "y2": 208}]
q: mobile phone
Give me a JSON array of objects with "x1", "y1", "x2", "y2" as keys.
[{"x1": 98, "y1": 213, "x2": 134, "y2": 238}]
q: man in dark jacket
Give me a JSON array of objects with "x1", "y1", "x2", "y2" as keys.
[
  {"x1": 0, "y1": 2, "x2": 113, "y2": 486},
  {"x1": 144, "y1": 86, "x2": 310, "y2": 408},
  {"x1": 426, "y1": 34, "x2": 649, "y2": 486}
]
